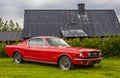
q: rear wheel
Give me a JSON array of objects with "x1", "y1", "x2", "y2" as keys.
[
  {"x1": 13, "y1": 52, "x2": 23, "y2": 64},
  {"x1": 59, "y1": 56, "x2": 74, "y2": 70}
]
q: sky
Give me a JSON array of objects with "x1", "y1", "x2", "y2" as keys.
[{"x1": 0, "y1": 0, "x2": 120, "y2": 27}]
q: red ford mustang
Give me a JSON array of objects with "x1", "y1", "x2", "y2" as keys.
[{"x1": 6, "y1": 36, "x2": 103, "y2": 70}]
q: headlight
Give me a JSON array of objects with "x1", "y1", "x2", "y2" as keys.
[
  {"x1": 80, "y1": 52, "x2": 83, "y2": 57},
  {"x1": 88, "y1": 52, "x2": 91, "y2": 56},
  {"x1": 99, "y1": 52, "x2": 102, "y2": 56}
]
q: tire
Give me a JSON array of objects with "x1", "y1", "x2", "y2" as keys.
[
  {"x1": 59, "y1": 56, "x2": 74, "y2": 70},
  {"x1": 13, "y1": 52, "x2": 23, "y2": 64}
]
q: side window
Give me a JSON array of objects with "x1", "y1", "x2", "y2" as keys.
[{"x1": 28, "y1": 38, "x2": 46, "y2": 46}]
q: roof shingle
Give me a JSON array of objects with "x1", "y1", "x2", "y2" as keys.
[
  {"x1": 22, "y1": 7, "x2": 120, "y2": 38},
  {"x1": 0, "y1": 31, "x2": 23, "y2": 41}
]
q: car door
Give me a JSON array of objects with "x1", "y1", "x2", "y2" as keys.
[
  {"x1": 24, "y1": 38, "x2": 49, "y2": 61},
  {"x1": 45, "y1": 38, "x2": 63, "y2": 62}
]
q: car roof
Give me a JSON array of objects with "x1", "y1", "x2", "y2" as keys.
[{"x1": 32, "y1": 36, "x2": 59, "y2": 39}]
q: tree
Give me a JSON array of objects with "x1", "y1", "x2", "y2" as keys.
[
  {"x1": 2, "y1": 21, "x2": 9, "y2": 31},
  {"x1": 14, "y1": 22, "x2": 22, "y2": 31},
  {"x1": 9, "y1": 20, "x2": 15, "y2": 31},
  {"x1": 0, "y1": 18, "x2": 4, "y2": 31},
  {"x1": 0, "y1": 17, "x2": 23, "y2": 31}
]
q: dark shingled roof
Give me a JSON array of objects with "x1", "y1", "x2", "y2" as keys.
[
  {"x1": 23, "y1": 4, "x2": 120, "y2": 38},
  {"x1": 0, "y1": 31, "x2": 23, "y2": 41}
]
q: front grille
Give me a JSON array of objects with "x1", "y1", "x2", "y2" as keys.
[{"x1": 88, "y1": 52, "x2": 99, "y2": 57}]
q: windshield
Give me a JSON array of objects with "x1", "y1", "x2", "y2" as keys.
[{"x1": 46, "y1": 38, "x2": 70, "y2": 46}]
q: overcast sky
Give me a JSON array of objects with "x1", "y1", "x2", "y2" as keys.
[{"x1": 0, "y1": 0, "x2": 120, "y2": 27}]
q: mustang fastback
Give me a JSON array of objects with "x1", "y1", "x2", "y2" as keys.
[{"x1": 6, "y1": 36, "x2": 103, "y2": 70}]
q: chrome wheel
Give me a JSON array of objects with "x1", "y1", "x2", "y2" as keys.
[
  {"x1": 59, "y1": 56, "x2": 74, "y2": 70},
  {"x1": 14, "y1": 52, "x2": 23, "y2": 64}
]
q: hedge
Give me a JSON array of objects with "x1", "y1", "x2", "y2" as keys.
[
  {"x1": 65, "y1": 35, "x2": 120, "y2": 57},
  {"x1": 0, "y1": 41, "x2": 17, "y2": 57},
  {"x1": 0, "y1": 35, "x2": 120, "y2": 57},
  {"x1": 0, "y1": 42, "x2": 7, "y2": 57}
]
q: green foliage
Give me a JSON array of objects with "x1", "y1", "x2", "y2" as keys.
[
  {"x1": 65, "y1": 35, "x2": 120, "y2": 57},
  {"x1": 0, "y1": 39, "x2": 20, "y2": 57},
  {"x1": 0, "y1": 17, "x2": 22, "y2": 31},
  {"x1": 0, "y1": 42, "x2": 7, "y2": 57},
  {"x1": 0, "y1": 35, "x2": 120, "y2": 57},
  {"x1": 0, "y1": 18, "x2": 4, "y2": 30}
]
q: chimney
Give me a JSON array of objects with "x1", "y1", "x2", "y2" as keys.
[{"x1": 78, "y1": 3, "x2": 85, "y2": 14}]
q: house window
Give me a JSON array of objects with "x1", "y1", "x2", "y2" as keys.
[
  {"x1": 28, "y1": 38, "x2": 46, "y2": 46},
  {"x1": 61, "y1": 29, "x2": 88, "y2": 37}
]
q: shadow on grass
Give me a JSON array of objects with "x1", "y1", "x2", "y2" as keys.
[
  {"x1": 23, "y1": 61, "x2": 59, "y2": 69},
  {"x1": 75, "y1": 65, "x2": 102, "y2": 69},
  {"x1": 23, "y1": 60, "x2": 102, "y2": 70}
]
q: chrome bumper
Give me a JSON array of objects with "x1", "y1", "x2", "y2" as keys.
[{"x1": 75, "y1": 57, "x2": 103, "y2": 61}]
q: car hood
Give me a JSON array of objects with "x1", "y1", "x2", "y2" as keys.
[
  {"x1": 66, "y1": 47, "x2": 100, "y2": 52},
  {"x1": 53, "y1": 46, "x2": 101, "y2": 53}
]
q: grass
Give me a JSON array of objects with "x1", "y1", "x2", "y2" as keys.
[{"x1": 0, "y1": 58, "x2": 120, "y2": 78}]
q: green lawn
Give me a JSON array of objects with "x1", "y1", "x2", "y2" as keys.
[{"x1": 0, "y1": 58, "x2": 120, "y2": 78}]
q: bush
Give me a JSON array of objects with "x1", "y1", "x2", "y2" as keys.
[
  {"x1": 0, "y1": 42, "x2": 7, "y2": 57},
  {"x1": 65, "y1": 35, "x2": 120, "y2": 57},
  {"x1": 0, "y1": 38, "x2": 21, "y2": 57},
  {"x1": 0, "y1": 35, "x2": 120, "y2": 57}
]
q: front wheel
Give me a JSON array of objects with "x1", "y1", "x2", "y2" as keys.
[
  {"x1": 59, "y1": 56, "x2": 74, "y2": 70},
  {"x1": 13, "y1": 52, "x2": 23, "y2": 64}
]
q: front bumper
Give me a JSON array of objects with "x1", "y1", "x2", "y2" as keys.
[
  {"x1": 75, "y1": 57, "x2": 103, "y2": 61},
  {"x1": 74, "y1": 57, "x2": 103, "y2": 65}
]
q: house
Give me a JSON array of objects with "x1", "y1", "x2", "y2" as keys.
[
  {"x1": 0, "y1": 31, "x2": 23, "y2": 42},
  {"x1": 22, "y1": 3, "x2": 120, "y2": 39}
]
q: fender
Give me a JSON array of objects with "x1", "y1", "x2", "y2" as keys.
[
  {"x1": 13, "y1": 49, "x2": 23, "y2": 57},
  {"x1": 57, "y1": 53, "x2": 74, "y2": 64}
]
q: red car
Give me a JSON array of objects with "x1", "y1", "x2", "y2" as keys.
[{"x1": 6, "y1": 36, "x2": 103, "y2": 70}]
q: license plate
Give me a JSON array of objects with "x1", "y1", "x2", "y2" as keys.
[{"x1": 90, "y1": 52, "x2": 99, "y2": 56}]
